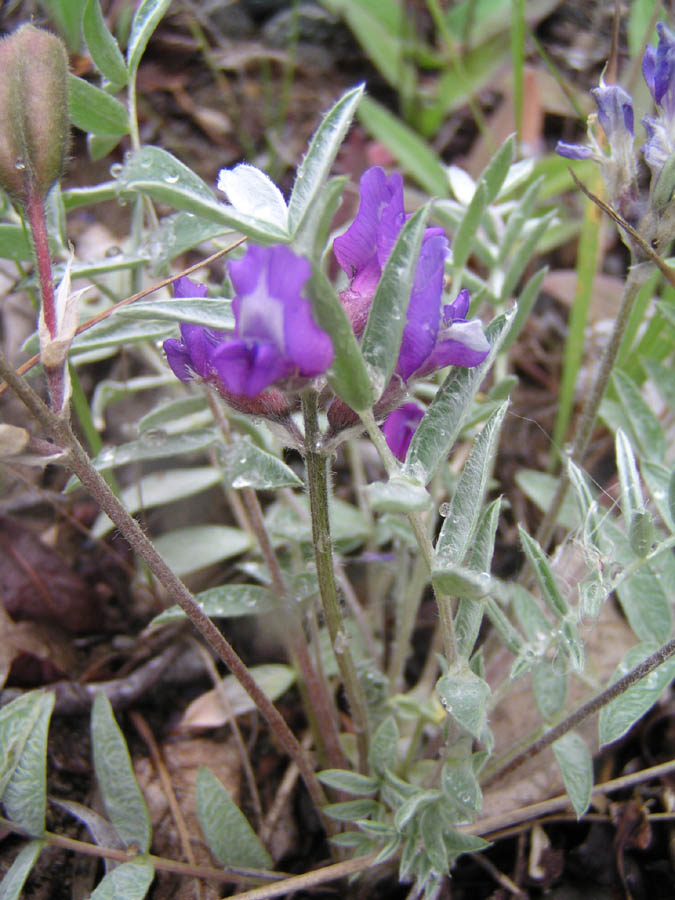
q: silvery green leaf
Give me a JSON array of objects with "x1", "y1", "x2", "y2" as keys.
[
  {"x1": 599, "y1": 643, "x2": 675, "y2": 746},
  {"x1": 455, "y1": 498, "x2": 502, "y2": 658},
  {"x1": 518, "y1": 526, "x2": 568, "y2": 618},
  {"x1": 617, "y1": 564, "x2": 672, "y2": 643},
  {"x1": 561, "y1": 619, "x2": 585, "y2": 673},
  {"x1": 63, "y1": 182, "x2": 119, "y2": 210},
  {"x1": 150, "y1": 584, "x2": 276, "y2": 626},
  {"x1": 369, "y1": 717, "x2": 399, "y2": 777},
  {"x1": 404, "y1": 310, "x2": 514, "y2": 485},
  {"x1": 0, "y1": 840, "x2": 43, "y2": 900},
  {"x1": 367, "y1": 477, "x2": 432, "y2": 514},
  {"x1": 441, "y1": 828, "x2": 490, "y2": 856},
  {"x1": 138, "y1": 395, "x2": 210, "y2": 432},
  {"x1": 70, "y1": 429, "x2": 218, "y2": 483},
  {"x1": 91, "y1": 467, "x2": 223, "y2": 537},
  {"x1": 307, "y1": 268, "x2": 373, "y2": 412},
  {"x1": 0, "y1": 224, "x2": 32, "y2": 261},
  {"x1": 69, "y1": 317, "x2": 173, "y2": 355},
  {"x1": 151, "y1": 526, "x2": 252, "y2": 577},
  {"x1": 317, "y1": 770, "x2": 380, "y2": 795},
  {"x1": 287, "y1": 85, "x2": 364, "y2": 236},
  {"x1": 90, "y1": 857, "x2": 154, "y2": 900},
  {"x1": 127, "y1": 0, "x2": 172, "y2": 77},
  {"x1": 642, "y1": 357, "x2": 675, "y2": 411},
  {"x1": 436, "y1": 668, "x2": 490, "y2": 738},
  {"x1": 612, "y1": 370, "x2": 666, "y2": 462},
  {"x1": 304, "y1": 176, "x2": 348, "y2": 261},
  {"x1": 360, "y1": 205, "x2": 431, "y2": 401},
  {"x1": 324, "y1": 799, "x2": 383, "y2": 822},
  {"x1": 91, "y1": 694, "x2": 151, "y2": 852},
  {"x1": 501, "y1": 265, "x2": 547, "y2": 352},
  {"x1": 497, "y1": 176, "x2": 544, "y2": 265},
  {"x1": 629, "y1": 509, "x2": 655, "y2": 557},
  {"x1": 420, "y1": 805, "x2": 448, "y2": 872},
  {"x1": 431, "y1": 566, "x2": 499, "y2": 602},
  {"x1": 217, "y1": 163, "x2": 288, "y2": 231},
  {"x1": 641, "y1": 460, "x2": 674, "y2": 532},
  {"x1": 51, "y1": 798, "x2": 122, "y2": 869},
  {"x1": 0, "y1": 691, "x2": 54, "y2": 836},
  {"x1": 394, "y1": 791, "x2": 442, "y2": 831},
  {"x1": 499, "y1": 211, "x2": 555, "y2": 303},
  {"x1": 196, "y1": 767, "x2": 272, "y2": 868},
  {"x1": 117, "y1": 147, "x2": 288, "y2": 242},
  {"x1": 478, "y1": 133, "x2": 515, "y2": 204},
  {"x1": 616, "y1": 428, "x2": 644, "y2": 523},
  {"x1": 118, "y1": 297, "x2": 234, "y2": 330},
  {"x1": 441, "y1": 758, "x2": 482, "y2": 813},
  {"x1": 532, "y1": 659, "x2": 568, "y2": 721},
  {"x1": 83, "y1": 0, "x2": 128, "y2": 86},
  {"x1": 218, "y1": 434, "x2": 302, "y2": 489},
  {"x1": 435, "y1": 402, "x2": 508, "y2": 566},
  {"x1": 450, "y1": 181, "x2": 488, "y2": 282},
  {"x1": 182, "y1": 665, "x2": 295, "y2": 727},
  {"x1": 485, "y1": 598, "x2": 524, "y2": 656},
  {"x1": 148, "y1": 212, "x2": 231, "y2": 265},
  {"x1": 552, "y1": 732, "x2": 592, "y2": 819},
  {"x1": 68, "y1": 75, "x2": 130, "y2": 137}
]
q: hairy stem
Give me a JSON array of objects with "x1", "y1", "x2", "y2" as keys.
[
  {"x1": 0, "y1": 351, "x2": 329, "y2": 824},
  {"x1": 302, "y1": 390, "x2": 370, "y2": 772}
]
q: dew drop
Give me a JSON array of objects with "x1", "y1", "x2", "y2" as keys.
[
  {"x1": 14, "y1": 158, "x2": 26, "y2": 171},
  {"x1": 110, "y1": 163, "x2": 123, "y2": 178},
  {"x1": 140, "y1": 428, "x2": 168, "y2": 447},
  {"x1": 105, "y1": 246, "x2": 123, "y2": 258},
  {"x1": 164, "y1": 172, "x2": 179, "y2": 184},
  {"x1": 439, "y1": 502, "x2": 450, "y2": 517}
]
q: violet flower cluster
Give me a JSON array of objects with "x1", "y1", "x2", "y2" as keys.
[
  {"x1": 163, "y1": 165, "x2": 491, "y2": 456},
  {"x1": 556, "y1": 22, "x2": 675, "y2": 248}
]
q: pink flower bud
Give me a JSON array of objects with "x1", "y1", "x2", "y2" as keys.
[{"x1": 0, "y1": 25, "x2": 69, "y2": 205}]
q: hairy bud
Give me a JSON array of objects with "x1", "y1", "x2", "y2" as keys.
[{"x1": 0, "y1": 24, "x2": 69, "y2": 205}]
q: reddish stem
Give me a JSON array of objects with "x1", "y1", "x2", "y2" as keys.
[{"x1": 26, "y1": 189, "x2": 56, "y2": 337}]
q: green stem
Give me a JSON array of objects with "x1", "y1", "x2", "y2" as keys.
[
  {"x1": 0, "y1": 351, "x2": 330, "y2": 826},
  {"x1": 206, "y1": 390, "x2": 346, "y2": 770},
  {"x1": 302, "y1": 390, "x2": 370, "y2": 773},
  {"x1": 535, "y1": 263, "x2": 647, "y2": 551}
]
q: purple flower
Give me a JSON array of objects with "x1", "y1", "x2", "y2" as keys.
[
  {"x1": 163, "y1": 247, "x2": 333, "y2": 405},
  {"x1": 382, "y1": 402, "x2": 424, "y2": 461},
  {"x1": 642, "y1": 23, "x2": 675, "y2": 185},
  {"x1": 333, "y1": 166, "x2": 488, "y2": 384}
]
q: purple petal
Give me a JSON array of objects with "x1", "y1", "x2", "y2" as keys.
[
  {"x1": 418, "y1": 320, "x2": 490, "y2": 374},
  {"x1": 443, "y1": 288, "x2": 470, "y2": 322},
  {"x1": 333, "y1": 167, "x2": 404, "y2": 297},
  {"x1": 397, "y1": 232, "x2": 448, "y2": 381},
  {"x1": 179, "y1": 323, "x2": 213, "y2": 378},
  {"x1": 173, "y1": 275, "x2": 208, "y2": 299},
  {"x1": 556, "y1": 141, "x2": 593, "y2": 160},
  {"x1": 654, "y1": 22, "x2": 675, "y2": 115},
  {"x1": 591, "y1": 83, "x2": 634, "y2": 138},
  {"x1": 643, "y1": 44, "x2": 656, "y2": 99},
  {"x1": 163, "y1": 338, "x2": 194, "y2": 382},
  {"x1": 211, "y1": 339, "x2": 292, "y2": 397},
  {"x1": 382, "y1": 402, "x2": 425, "y2": 461},
  {"x1": 283, "y1": 300, "x2": 334, "y2": 376}
]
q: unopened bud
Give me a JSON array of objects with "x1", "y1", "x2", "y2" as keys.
[{"x1": 0, "y1": 25, "x2": 69, "y2": 205}]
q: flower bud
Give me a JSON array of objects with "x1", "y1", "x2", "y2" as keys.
[{"x1": 0, "y1": 25, "x2": 69, "y2": 205}]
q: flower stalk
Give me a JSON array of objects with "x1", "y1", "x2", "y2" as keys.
[{"x1": 302, "y1": 389, "x2": 370, "y2": 772}]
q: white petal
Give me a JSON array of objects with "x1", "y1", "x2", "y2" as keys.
[
  {"x1": 444, "y1": 319, "x2": 490, "y2": 353},
  {"x1": 217, "y1": 163, "x2": 288, "y2": 229}
]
